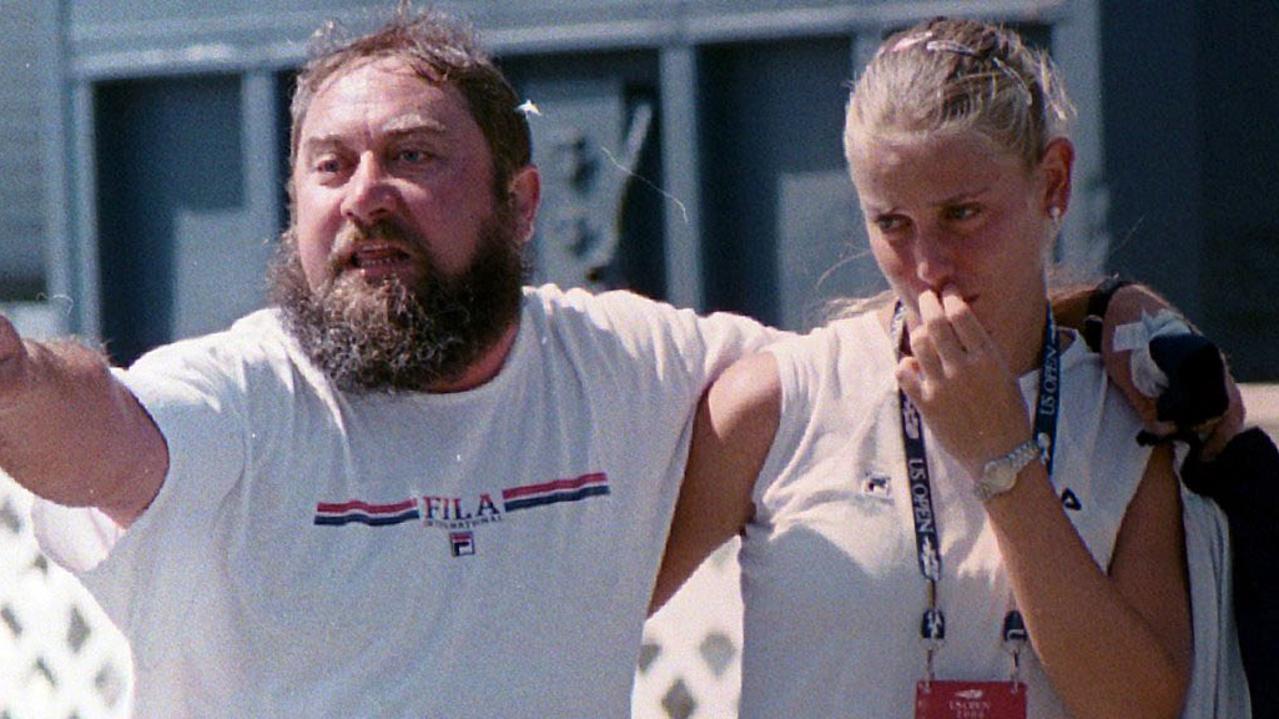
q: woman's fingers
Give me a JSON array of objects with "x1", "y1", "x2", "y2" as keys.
[
  {"x1": 913, "y1": 287, "x2": 1001, "y2": 379},
  {"x1": 899, "y1": 288, "x2": 1031, "y2": 476},
  {"x1": 938, "y1": 286, "x2": 985, "y2": 355},
  {"x1": 908, "y1": 325, "x2": 946, "y2": 387},
  {"x1": 917, "y1": 289, "x2": 967, "y2": 370},
  {"x1": 896, "y1": 356, "x2": 925, "y2": 404}
]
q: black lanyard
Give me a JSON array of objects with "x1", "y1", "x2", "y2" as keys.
[{"x1": 891, "y1": 302, "x2": 1061, "y2": 678}]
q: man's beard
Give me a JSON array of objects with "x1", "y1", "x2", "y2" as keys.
[{"x1": 268, "y1": 210, "x2": 527, "y2": 393}]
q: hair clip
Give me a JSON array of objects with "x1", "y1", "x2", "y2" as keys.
[
  {"x1": 516, "y1": 99, "x2": 541, "y2": 117},
  {"x1": 924, "y1": 39, "x2": 977, "y2": 57},
  {"x1": 924, "y1": 40, "x2": 1034, "y2": 108},
  {"x1": 888, "y1": 31, "x2": 934, "y2": 54}
]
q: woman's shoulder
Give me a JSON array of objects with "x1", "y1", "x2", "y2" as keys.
[
  {"x1": 763, "y1": 307, "x2": 895, "y2": 386},
  {"x1": 1057, "y1": 329, "x2": 1146, "y2": 433}
]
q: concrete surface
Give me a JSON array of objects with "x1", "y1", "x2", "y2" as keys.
[{"x1": 1241, "y1": 383, "x2": 1279, "y2": 438}]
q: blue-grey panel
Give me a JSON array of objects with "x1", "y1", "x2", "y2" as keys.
[
  {"x1": 699, "y1": 36, "x2": 853, "y2": 330},
  {"x1": 503, "y1": 51, "x2": 666, "y2": 298},
  {"x1": 95, "y1": 74, "x2": 248, "y2": 365},
  {"x1": 1195, "y1": 0, "x2": 1279, "y2": 381},
  {"x1": 64, "y1": 1, "x2": 1062, "y2": 75},
  {"x1": 1100, "y1": 1, "x2": 1204, "y2": 321},
  {"x1": 0, "y1": 0, "x2": 48, "y2": 297}
]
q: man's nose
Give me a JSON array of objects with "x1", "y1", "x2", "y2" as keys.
[{"x1": 340, "y1": 152, "x2": 395, "y2": 225}]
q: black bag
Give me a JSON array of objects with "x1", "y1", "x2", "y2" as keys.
[
  {"x1": 1086, "y1": 279, "x2": 1278, "y2": 714},
  {"x1": 1182, "y1": 427, "x2": 1279, "y2": 717}
]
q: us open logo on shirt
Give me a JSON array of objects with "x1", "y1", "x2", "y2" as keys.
[{"x1": 312, "y1": 472, "x2": 611, "y2": 556}]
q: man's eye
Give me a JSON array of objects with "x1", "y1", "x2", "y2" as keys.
[
  {"x1": 944, "y1": 204, "x2": 981, "y2": 221},
  {"x1": 315, "y1": 157, "x2": 342, "y2": 174},
  {"x1": 396, "y1": 148, "x2": 432, "y2": 164}
]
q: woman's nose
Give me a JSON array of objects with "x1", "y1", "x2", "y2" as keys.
[{"x1": 912, "y1": 232, "x2": 955, "y2": 289}]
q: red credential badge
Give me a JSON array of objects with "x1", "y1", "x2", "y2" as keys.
[{"x1": 915, "y1": 680, "x2": 1027, "y2": 719}]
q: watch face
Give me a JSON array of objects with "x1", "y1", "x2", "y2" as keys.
[
  {"x1": 977, "y1": 441, "x2": 1040, "y2": 501},
  {"x1": 990, "y1": 464, "x2": 1016, "y2": 490},
  {"x1": 976, "y1": 466, "x2": 1013, "y2": 501}
]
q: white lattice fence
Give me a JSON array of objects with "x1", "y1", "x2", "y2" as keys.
[
  {"x1": 0, "y1": 475, "x2": 132, "y2": 719},
  {"x1": 632, "y1": 539, "x2": 743, "y2": 719}
]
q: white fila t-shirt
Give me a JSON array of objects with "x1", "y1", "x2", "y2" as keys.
[{"x1": 35, "y1": 284, "x2": 775, "y2": 718}]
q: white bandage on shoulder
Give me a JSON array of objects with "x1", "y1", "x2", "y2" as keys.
[{"x1": 1111, "y1": 309, "x2": 1193, "y2": 398}]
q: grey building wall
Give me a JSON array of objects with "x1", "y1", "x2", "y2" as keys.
[
  {"x1": 0, "y1": 0, "x2": 47, "y2": 300},
  {"x1": 7, "y1": 0, "x2": 1276, "y2": 377},
  {"x1": 1102, "y1": 0, "x2": 1279, "y2": 381}
]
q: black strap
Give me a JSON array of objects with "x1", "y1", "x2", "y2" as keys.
[
  {"x1": 893, "y1": 303, "x2": 1060, "y2": 654},
  {"x1": 1082, "y1": 275, "x2": 1131, "y2": 353}
]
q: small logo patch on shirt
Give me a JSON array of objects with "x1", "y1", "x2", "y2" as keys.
[
  {"x1": 449, "y1": 531, "x2": 475, "y2": 557},
  {"x1": 862, "y1": 471, "x2": 892, "y2": 499}
]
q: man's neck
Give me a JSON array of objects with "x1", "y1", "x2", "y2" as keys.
[{"x1": 423, "y1": 320, "x2": 520, "y2": 393}]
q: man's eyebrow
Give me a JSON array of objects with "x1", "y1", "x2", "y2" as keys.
[
  {"x1": 300, "y1": 135, "x2": 345, "y2": 156},
  {"x1": 380, "y1": 113, "x2": 447, "y2": 135},
  {"x1": 299, "y1": 117, "x2": 447, "y2": 157}
]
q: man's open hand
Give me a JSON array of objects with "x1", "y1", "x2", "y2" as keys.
[
  {"x1": 1100, "y1": 284, "x2": 1244, "y2": 459},
  {"x1": 0, "y1": 313, "x2": 30, "y2": 401}
]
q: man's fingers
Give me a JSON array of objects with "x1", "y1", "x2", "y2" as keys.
[
  {"x1": 0, "y1": 314, "x2": 20, "y2": 360},
  {"x1": 0, "y1": 314, "x2": 31, "y2": 402},
  {"x1": 1201, "y1": 376, "x2": 1246, "y2": 460}
]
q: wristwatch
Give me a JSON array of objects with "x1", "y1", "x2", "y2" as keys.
[{"x1": 974, "y1": 438, "x2": 1042, "y2": 502}]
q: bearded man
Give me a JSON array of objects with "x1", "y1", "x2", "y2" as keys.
[{"x1": 1, "y1": 7, "x2": 774, "y2": 715}]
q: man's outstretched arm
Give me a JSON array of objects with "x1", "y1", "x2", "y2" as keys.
[{"x1": 0, "y1": 314, "x2": 167, "y2": 528}]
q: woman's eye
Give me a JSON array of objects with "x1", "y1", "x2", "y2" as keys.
[{"x1": 874, "y1": 215, "x2": 909, "y2": 233}]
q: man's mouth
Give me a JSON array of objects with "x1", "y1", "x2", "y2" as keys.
[{"x1": 350, "y1": 244, "x2": 412, "y2": 269}]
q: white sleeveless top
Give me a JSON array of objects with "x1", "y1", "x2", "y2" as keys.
[{"x1": 739, "y1": 309, "x2": 1151, "y2": 718}]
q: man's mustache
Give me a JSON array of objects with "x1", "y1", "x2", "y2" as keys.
[{"x1": 326, "y1": 219, "x2": 425, "y2": 278}]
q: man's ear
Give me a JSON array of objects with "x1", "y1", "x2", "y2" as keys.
[
  {"x1": 1039, "y1": 137, "x2": 1074, "y2": 217},
  {"x1": 508, "y1": 165, "x2": 541, "y2": 245}
]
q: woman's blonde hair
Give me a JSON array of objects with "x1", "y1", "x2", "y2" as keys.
[{"x1": 845, "y1": 17, "x2": 1074, "y2": 170}]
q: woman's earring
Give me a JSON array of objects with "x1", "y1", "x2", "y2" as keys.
[{"x1": 1048, "y1": 206, "x2": 1062, "y2": 222}]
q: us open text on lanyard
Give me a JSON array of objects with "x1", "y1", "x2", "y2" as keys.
[{"x1": 892, "y1": 302, "x2": 1060, "y2": 719}]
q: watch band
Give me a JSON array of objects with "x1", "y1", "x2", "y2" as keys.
[{"x1": 975, "y1": 438, "x2": 1042, "y2": 502}]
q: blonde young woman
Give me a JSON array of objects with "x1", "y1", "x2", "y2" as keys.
[{"x1": 655, "y1": 18, "x2": 1246, "y2": 719}]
